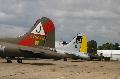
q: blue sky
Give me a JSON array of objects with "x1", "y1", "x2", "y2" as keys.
[{"x1": 0, "y1": 0, "x2": 120, "y2": 45}]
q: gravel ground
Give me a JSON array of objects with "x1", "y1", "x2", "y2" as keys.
[{"x1": 0, "y1": 59, "x2": 120, "y2": 79}]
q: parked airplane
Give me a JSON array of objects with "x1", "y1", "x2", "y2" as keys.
[
  {"x1": 0, "y1": 17, "x2": 66, "y2": 63},
  {"x1": 0, "y1": 17, "x2": 90, "y2": 63},
  {"x1": 55, "y1": 33, "x2": 90, "y2": 60}
]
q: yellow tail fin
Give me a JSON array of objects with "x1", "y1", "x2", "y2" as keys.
[{"x1": 80, "y1": 34, "x2": 87, "y2": 53}]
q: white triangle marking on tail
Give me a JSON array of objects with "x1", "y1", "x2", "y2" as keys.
[{"x1": 31, "y1": 22, "x2": 45, "y2": 35}]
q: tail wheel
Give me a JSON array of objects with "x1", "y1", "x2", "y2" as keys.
[
  {"x1": 6, "y1": 58, "x2": 12, "y2": 63},
  {"x1": 17, "y1": 59, "x2": 22, "y2": 63},
  {"x1": 64, "y1": 58, "x2": 67, "y2": 61}
]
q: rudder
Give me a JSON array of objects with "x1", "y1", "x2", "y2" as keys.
[{"x1": 79, "y1": 34, "x2": 87, "y2": 53}]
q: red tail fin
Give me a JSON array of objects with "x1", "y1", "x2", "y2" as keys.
[{"x1": 18, "y1": 17, "x2": 55, "y2": 48}]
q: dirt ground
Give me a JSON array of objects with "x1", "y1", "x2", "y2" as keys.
[{"x1": 0, "y1": 59, "x2": 120, "y2": 79}]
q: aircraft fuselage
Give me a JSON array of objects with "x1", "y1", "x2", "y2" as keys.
[{"x1": 0, "y1": 42, "x2": 65, "y2": 60}]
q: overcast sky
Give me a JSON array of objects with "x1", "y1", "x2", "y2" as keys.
[{"x1": 0, "y1": 0, "x2": 120, "y2": 45}]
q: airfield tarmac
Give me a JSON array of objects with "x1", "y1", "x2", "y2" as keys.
[{"x1": 0, "y1": 59, "x2": 120, "y2": 79}]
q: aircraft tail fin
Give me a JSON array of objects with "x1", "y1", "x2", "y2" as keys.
[
  {"x1": 79, "y1": 34, "x2": 88, "y2": 53},
  {"x1": 18, "y1": 17, "x2": 55, "y2": 48},
  {"x1": 64, "y1": 33, "x2": 83, "y2": 51}
]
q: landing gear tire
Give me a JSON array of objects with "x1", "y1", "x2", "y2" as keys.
[
  {"x1": 6, "y1": 58, "x2": 12, "y2": 63},
  {"x1": 17, "y1": 59, "x2": 22, "y2": 63},
  {"x1": 64, "y1": 58, "x2": 67, "y2": 61}
]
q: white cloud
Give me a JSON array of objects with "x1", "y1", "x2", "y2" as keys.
[
  {"x1": 0, "y1": 0, "x2": 23, "y2": 15},
  {"x1": 0, "y1": 0, "x2": 120, "y2": 44},
  {"x1": 0, "y1": 24, "x2": 27, "y2": 38}
]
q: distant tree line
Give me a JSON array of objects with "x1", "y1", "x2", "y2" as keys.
[
  {"x1": 98, "y1": 42, "x2": 120, "y2": 50},
  {"x1": 87, "y1": 40, "x2": 120, "y2": 55},
  {"x1": 87, "y1": 40, "x2": 97, "y2": 55}
]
